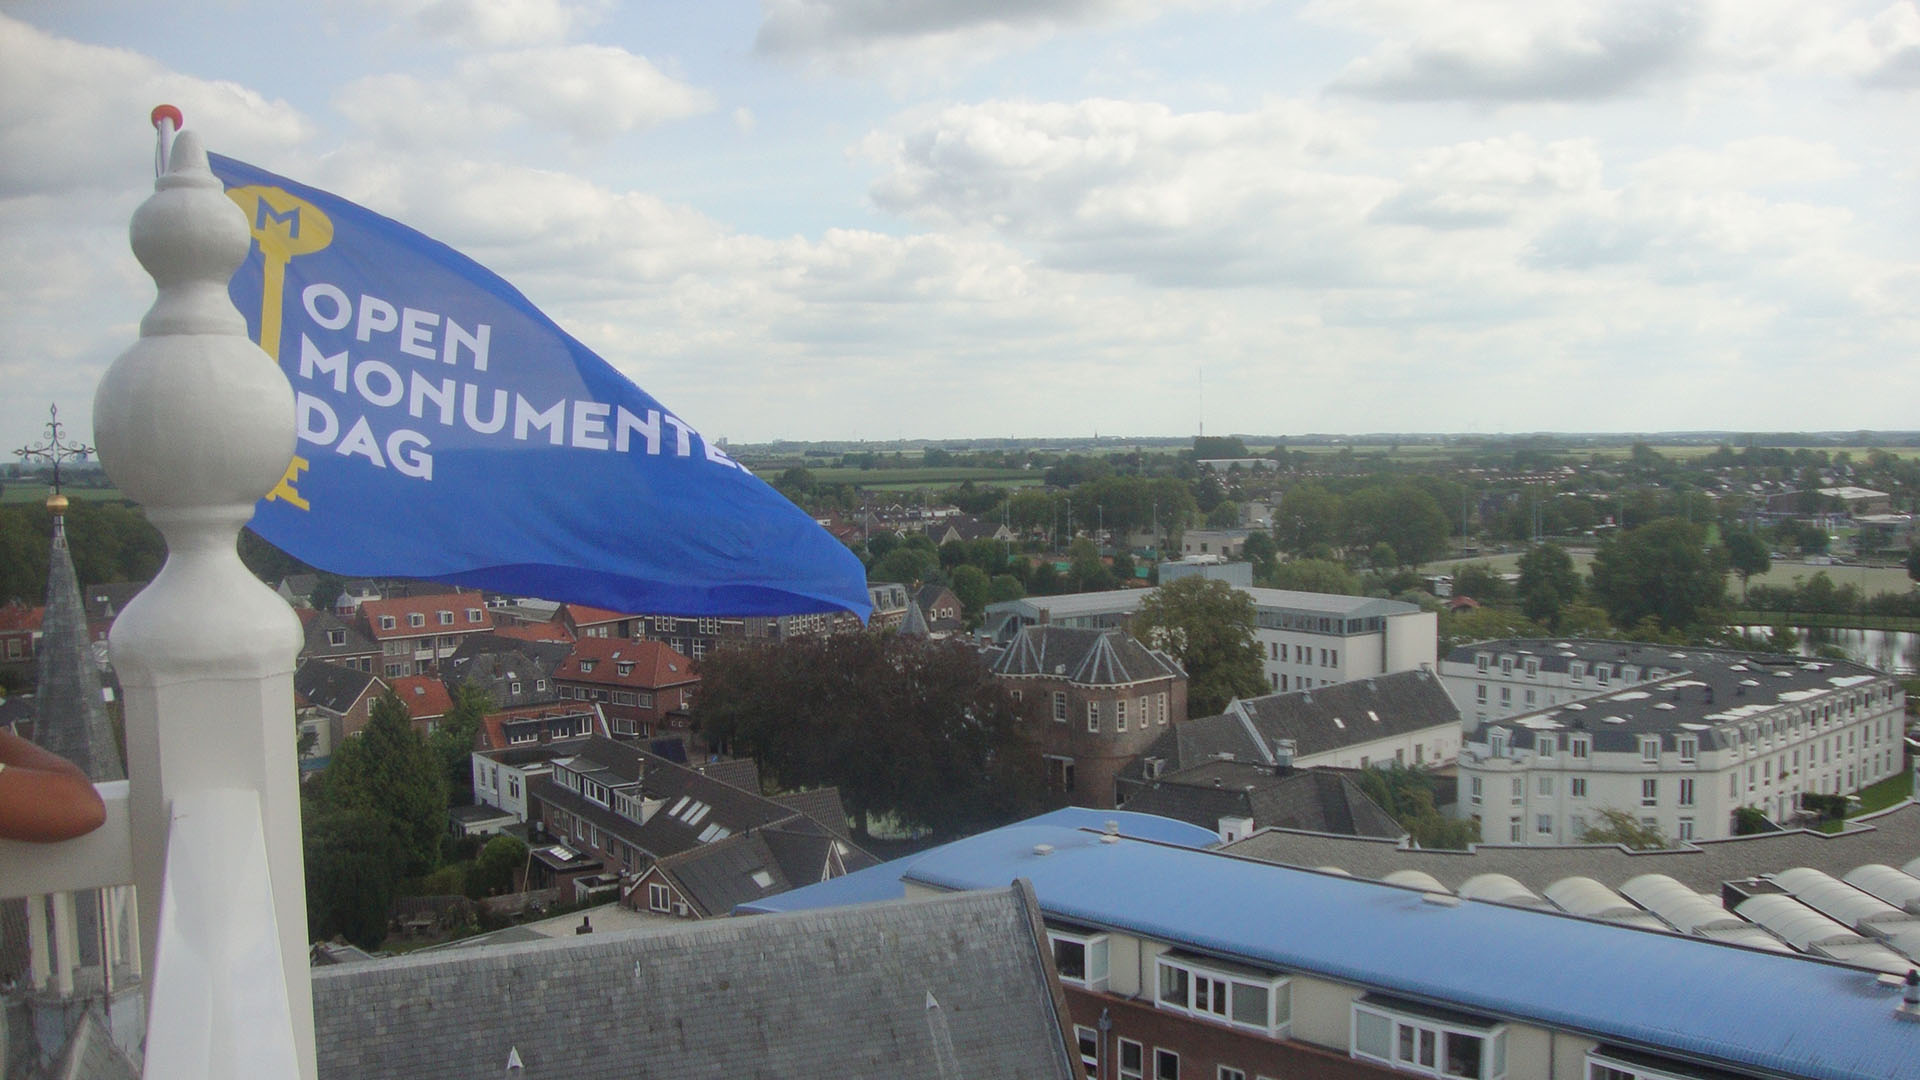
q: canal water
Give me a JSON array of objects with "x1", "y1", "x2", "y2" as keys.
[{"x1": 1731, "y1": 625, "x2": 1920, "y2": 676}]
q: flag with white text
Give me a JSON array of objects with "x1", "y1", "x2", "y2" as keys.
[{"x1": 209, "y1": 153, "x2": 870, "y2": 619}]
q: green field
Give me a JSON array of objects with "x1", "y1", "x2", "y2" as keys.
[
  {"x1": 1, "y1": 485, "x2": 126, "y2": 504},
  {"x1": 752, "y1": 466, "x2": 1039, "y2": 487},
  {"x1": 1428, "y1": 549, "x2": 1915, "y2": 598}
]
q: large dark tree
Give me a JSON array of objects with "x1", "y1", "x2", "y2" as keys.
[
  {"x1": 694, "y1": 634, "x2": 1043, "y2": 839},
  {"x1": 321, "y1": 689, "x2": 448, "y2": 878},
  {"x1": 1722, "y1": 528, "x2": 1771, "y2": 599},
  {"x1": 1588, "y1": 518, "x2": 1727, "y2": 634},
  {"x1": 1132, "y1": 576, "x2": 1266, "y2": 717},
  {"x1": 1517, "y1": 543, "x2": 1581, "y2": 629}
]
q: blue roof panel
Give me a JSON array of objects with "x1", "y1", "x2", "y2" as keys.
[{"x1": 899, "y1": 823, "x2": 1920, "y2": 1080}]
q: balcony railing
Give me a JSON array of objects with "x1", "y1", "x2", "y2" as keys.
[{"x1": 1, "y1": 783, "x2": 301, "y2": 1077}]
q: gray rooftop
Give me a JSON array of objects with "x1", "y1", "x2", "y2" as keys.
[
  {"x1": 312, "y1": 884, "x2": 1079, "y2": 1080},
  {"x1": 1455, "y1": 642, "x2": 1897, "y2": 753},
  {"x1": 1137, "y1": 669, "x2": 1458, "y2": 767},
  {"x1": 990, "y1": 625, "x2": 1183, "y2": 686},
  {"x1": 33, "y1": 517, "x2": 122, "y2": 782},
  {"x1": 1241, "y1": 586, "x2": 1420, "y2": 618},
  {"x1": 1221, "y1": 801, "x2": 1920, "y2": 898},
  {"x1": 1118, "y1": 762, "x2": 1406, "y2": 840}
]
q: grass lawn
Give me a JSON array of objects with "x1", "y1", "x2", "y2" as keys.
[
  {"x1": 2, "y1": 485, "x2": 126, "y2": 504},
  {"x1": 1852, "y1": 765, "x2": 1913, "y2": 817}
]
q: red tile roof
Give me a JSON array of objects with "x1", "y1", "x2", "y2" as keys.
[
  {"x1": 496, "y1": 622, "x2": 575, "y2": 644},
  {"x1": 554, "y1": 637, "x2": 698, "y2": 689},
  {"x1": 0, "y1": 604, "x2": 45, "y2": 634},
  {"x1": 387, "y1": 675, "x2": 453, "y2": 718},
  {"x1": 358, "y1": 594, "x2": 493, "y2": 640},
  {"x1": 558, "y1": 603, "x2": 638, "y2": 628}
]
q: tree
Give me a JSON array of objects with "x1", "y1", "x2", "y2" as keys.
[
  {"x1": 1354, "y1": 765, "x2": 1480, "y2": 850},
  {"x1": 1450, "y1": 563, "x2": 1510, "y2": 604},
  {"x1": 322, "y1": 689, "x2": 449, "y2": 878},
  {"x1": 303, "y1": 799, "x2": 401, "y2": 948},
  {"x1": 1067, "y1": 538, "x2": 1112, "y2": 591},
  {"x1": 1265, "y1": 558, "x2": 1362, "y2": 596},
  {"x1": 1588, "y1": 518, "x2": 1727, "y2": 634},
  {"x1": 1241, "y1": 530, "x2": 1277, "y2": 576},
  {"x1": 1192, "y1": 435, "x2": 1249, "y2": 460},
  {"x1": 1578, "y1": 807, "x2": 1669, "y2": 850},
  {"x1": 307, "y1": 572, "x2": 346, "y2": 613},
  {"x1": 950, "y1": 564, "x2": 991, "y2": 622},
  {"x1": 1131, "y1": 577, "x2": 1266, "y2": 716},
  {"x1": 1205, "y1": 501, "x2": 1240, "y2": 528},
  {"x1": 1343, "y1": 484, "x2": 1449, "y2": 566},
  {"x1": 1517, "y1": 543, "x2": 1581, "y2": 629},
  {"x1": 467, "y1": 834, "x2": 529, "y2": 898},
  {"x1": 1274, "y1": 485, "x2": 1342, "y2": 556},
  {"x1": 430, "y1": 684, "x2": 492, "y2": 803},
  {"x1": 695, "y1": 635, "x2": 1043, "y2": 840},
  {"x1": 1723, "y1": 528, "x2": 1771, "y2": 598}
]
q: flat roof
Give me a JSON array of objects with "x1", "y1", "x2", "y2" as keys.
[{"x1": 873, "y1": 821, "x2": 1920, "y2": 1080}]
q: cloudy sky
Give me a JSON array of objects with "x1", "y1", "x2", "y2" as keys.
[{"x1": 3, "y1": 1, "x2": 1918, "y2": 450}]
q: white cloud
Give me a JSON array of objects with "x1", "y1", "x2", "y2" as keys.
[
  {"x1": 1318, "y1": 0, "x2": 1705, "y2": 103},
  {"x1": 336, "y1": 45, "x2": 713, "y2": 147},
  {"x1": 1371, "y1": 136, "x2": 1603, "y2": 228},
  {"x1": 862, "y1": 97, "x2": 1386, "y2": 286},
  {"x1": 754, "y1": 0, "x2": 1208, "y2": 74},
  {"x1": 376, "y1": 0, "x2": 603, "y2": 48},
  {"x1": 0, "y1": 14, "x2": 311, "y2": 199}
]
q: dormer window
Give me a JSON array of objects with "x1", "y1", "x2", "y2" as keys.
[
  {"x1": 1488, "y1": 729, "x2": 1507, "y2": 758},
  {"x1": 510, "y1": 681, "x2": 522, "y2": 694},
  {"x1": 327, "y1": 629, "x2": 346, "y2": 646},
  {"x1": 1475, "y1": 653, "x2": 1490, "y2": 673},
  {"x1": 438, "y1": 611, "x2": 453, "y2": 625},
  {"x1": 1500, "y1": 657, "x2": 1513, "y2": 676},
  {"x1": 466, "y1": 608, "x2": 483, "y2": 623},
  {"x1": 1524, "y1": 658, "x2": 1538, "y2": 677},
  {"x1": 379, "y1": 615, "x2": 396, "y2": 630},
  {"x1": 617, "y1": 662, "x2": 634, "y2": 677},
  {"x1": 1047, "y1": 929, "x2": 1110, "y2": 991},
  {"x1": 1640, "y1": 737, "x2": 1661, "y2": 764},
  {"x1": 409, "y1": 613, "x2": 425, "y2": 628},
  {"x1": 580, "y1": 659, "x2": 596, "y2": 673}
]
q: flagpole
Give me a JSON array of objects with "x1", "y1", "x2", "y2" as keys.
[{"x1": 150, "y1": 104, "x2": 181, "y2": 177}]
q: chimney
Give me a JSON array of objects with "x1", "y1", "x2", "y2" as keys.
[
  {"x1": 1905, "y1": 969, "x2": 1920, "y2": 1012},
  {"x1": 1273, "y1": 738, "x2": 1296, "y2": 771}
]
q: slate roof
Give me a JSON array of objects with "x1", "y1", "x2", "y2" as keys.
[
  {"x1": 1229, "y1": 668, "x2": 1459, "y2": 758},
  {"x1": 531, "y1": 737, "x2": 842, "y2": 864},
  {"x1": 897, "y1": 599, "x2": 931, "y2": 638},
  {"x1": 649, "y1": 817, "x2": 876, "y2": 917},
  {"x1": 300, "y1": 610, "x2": 378, "y2": 662},
  {"x1": 769, "y1": 787, "x2": 853, "y2": 840},
  {"x1": 442, "y1": 647, "x2": 560, "y2": 710},
  {"x1": 990, "y1": 625, "x2": 1184, "y2": 686},
  {"x1": 1118, "y1": 762, "x2": 1407, "y2": 840},
  {"x1": 691, "y1": 756, "x2": 761, "y2": 793},
  {"x1": 310, "y1": 885, "x2": 1079, "y2": 1080},
  {"x1": 33, "y1": 519, "x2": 122, "y2": 782},
  {"x1": 79, "y1": 580, "x2": 143, "y2": 622},
  {"x1": 294, "y1": 660, "x2": 383, "y2": 714},
  {"x1": 448, "y1": 631, "x2": 575, "y2": 669},
  {"x1": 1452, "y1": 641, "x2": 1898, "y2": 752}
]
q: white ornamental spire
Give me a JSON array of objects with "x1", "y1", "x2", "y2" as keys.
[{"x1": 93, "y1": 117, "x2": 314, "y2": 1079}]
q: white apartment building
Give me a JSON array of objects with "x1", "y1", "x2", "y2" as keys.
[
  {"x1": 1245, "y1": 588, "x2": 1436, "y2": 693},
  {"x1": 1447, "y1": 641, "x2": 1907, "y2": 844},
  {"x1": 985, "y1": 586, "x2": 1437, "y2": 693}
]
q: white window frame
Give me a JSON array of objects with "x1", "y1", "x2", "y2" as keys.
[
  {"x1": 409, "y1": 613, "x2": 425, "y2": 628},
  {"x1": 1118, "y1": 1039, "x2": 1144, "y2": 1080},
  {"x1": 1586, "y1": 1051, "x2": 1699, "y2": 1080},
  {"x1": 1053, "y1": 691, "x2": 1068, "y2": 723},
  {"x1": 1351, "y1": 1000, "x2": 1506, "y2": 1080},
  {"x1": 1640, "y1": 737, "x2": 1660, "y2": 764},
  {"x1": 438, "y1": 610, "x2": 454, "y2": 625},
  {"x1": 1076, "y1": 1026, "x2": 1100, "y2": 1078},
  {"x1": 1087, "y1": 701, "x2": 1100, "y2": 733},
  {"x1": 1641, "y1": 778, "x2": 1658, "y2": 806},
  {"x1": 1677, "y1": 736, "x2": 1697, "y2": 764},
  {"x1": 1047, "y1": 929, "x2": 1110, "y2": 991},
  {"x1": 647, "y1": 882, "x2": 671, "y2": 912},
  {"x1": 1570, "y1": 736, "x2": 1590, "y2": 760},
  {"x1": 1155, "y1": 954, "x2": 1290, "y2": 1037},
  {"x1": 1570, "y1": 777, "x2": 1587, "y2": 798},
  {"x1": 1116, "y1": 698, "x2": 1128, "y2": 732}
]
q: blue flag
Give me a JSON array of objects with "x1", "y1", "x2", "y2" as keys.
[{"x1": 207, "y1": 154, "x2": 869, "y2": 620}]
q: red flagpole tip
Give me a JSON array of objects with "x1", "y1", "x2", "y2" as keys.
[{"x1": 150, "y1": 104, "x2": 183, "y2": 129}]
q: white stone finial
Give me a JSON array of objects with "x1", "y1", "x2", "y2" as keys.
[{"x1": 92, "y1": 121, "x2": 315, "y2": 1080}]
